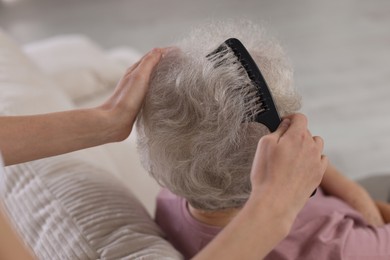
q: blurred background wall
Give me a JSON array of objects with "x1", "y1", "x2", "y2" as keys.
[{"x1": 1, "y1": 0, "x2": 390, "y2": 179}]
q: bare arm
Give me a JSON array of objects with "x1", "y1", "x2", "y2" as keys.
[
  {"x1": 375, "y1": 201, "x2": 390, "y2": 223},
  {"x1": 0, "y1": 48, "x2": 163, "y2": 166},
  {"x1": 0, "y1": 109, "x2": 115, "y2": 165},
  {"x1": 194, "y1": 114, "x2": 327, "y2": 260},
  {"x1": 320, "y1": 163, "x2": 384, "y2": 226}
]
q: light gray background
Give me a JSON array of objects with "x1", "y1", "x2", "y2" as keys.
[{"x1": 1, "y1": 0, "x2": 389, "y2": 179}]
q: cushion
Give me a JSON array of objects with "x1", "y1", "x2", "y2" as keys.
[
  {"x1": 106, "y1": 46, "x2": 142, "y2": 72},
  {"x1": 0, "y1": 29, "x2": 74, "y2": 115},
  {"x1": 0, "y1": 155, "x2": 182, "y2": 259},
  {"x1": 23, "y1": 35, "x2": 139, "y2": 103}
]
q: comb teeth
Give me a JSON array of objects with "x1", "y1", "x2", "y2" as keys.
[
  {"x1": 225, "y1": 40, "x2": 270, "y2": 112},
  {"x1": 206, "y1": 44, "x2": 231, "y2": 69},
  {"x1": 206, "y1": 38, "x2": 281, "y2": 132},
  {"x1": 206, "y1": 46, "x2": 264, "y2": 120}
]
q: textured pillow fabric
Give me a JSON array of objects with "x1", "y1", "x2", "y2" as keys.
[
  {"x1": 0, "y1": 155, "x2": 182, "y2": 260},
  {"x1": 23, "y1": 35, "x2": 133, "y2": 103}
]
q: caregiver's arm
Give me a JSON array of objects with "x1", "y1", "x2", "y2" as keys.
[
  {"x1": 194, "y1": 114, "x2": 328, "y2": 260},
  {"x1": 0, "y1": 48, "x2": 163, "y2": 166},
  {"x1": 320, "y1": 163, "x2": 385, "y2": 227}
]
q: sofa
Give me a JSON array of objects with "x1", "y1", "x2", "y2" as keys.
[{"x1": 0, "y1": 29, "x2": 182, "y2": 259}]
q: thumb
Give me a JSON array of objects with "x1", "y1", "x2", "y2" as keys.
[{"x1": 272, "y1": 118, "x2": 291, "y2": 141}]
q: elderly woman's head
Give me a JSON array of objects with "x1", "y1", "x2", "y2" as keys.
[{"x1": 136, "y1": 20, "x2": 301, "y2": 211}]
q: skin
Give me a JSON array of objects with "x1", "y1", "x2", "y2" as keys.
[
  {"x1": 0, "y1": 49, "x2": 327, "y2": 260},
  {"x1": 321, "y1": 163, "x2": 385, "y2": 227},
  {"x1": 375, "y1": 201, "x2": 390, "y2": 223}
]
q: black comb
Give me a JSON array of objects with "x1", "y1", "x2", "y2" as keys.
[
  {"x1": 207, "y1": 38, "x2": 317, "y2": 197},
  {"x1": 207, "y1": 38, "x2": 281, "y2": 132}
]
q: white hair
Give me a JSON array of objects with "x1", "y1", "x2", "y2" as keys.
[{"x1": 136, "y1": 20, "x2": 301, "y2": 210}]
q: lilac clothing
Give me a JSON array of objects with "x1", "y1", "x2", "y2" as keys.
[
  {"x1": 155, "y1": 188, "x2": 390, "y2": 260},
  {"x1": 155, "y1": 189, "x2": 221, "y2": 258}
]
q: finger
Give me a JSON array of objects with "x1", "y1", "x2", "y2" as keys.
[
  {"x1": 127, "y1": 46, "x2": 176, "y2": 75},
  {"x1": 124, "y1": 49, "x2": 163, "y2": 114},
  {"x1": 125, "y1": 49, "x2": 157, "y2": 76},
  {"x1": 125, "y1": 59, "x2": 142, "y2": 75},
  {"x1": 131, "y1": 48, "x2": 163, "y2": 83},
  {"x1": 272, "y1": 118, "x2": 291, "y2": 141},
  {"x1": 161, "y1": 46, "x2": 179, "y2": 56},
  {"x1": 313, "y1": 136, "x2": 324, "y2": 151},
  {"x1": 320, "y1": 154, "x2": 329, "y2": 174},
  {"x1": 283, "y1": 113, "x2": 308, "y2": 138},
  {"x1": 115, "y1": 49, "x2": 161, "y2": 94}
]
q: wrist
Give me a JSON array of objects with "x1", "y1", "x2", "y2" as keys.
[
  {"x1": 334, "y1": 182, "x2": 369, "y2": 204},
  {"x1": 95, "y1": 104, "x2": 133, "y2": 143},
  {"x1": 247, "y1": 188, "x2": 296, "y2": 237}
]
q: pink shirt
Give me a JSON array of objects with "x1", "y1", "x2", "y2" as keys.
[{"x1": 155, "y1": 188, "x2": 390, "y2": 260}]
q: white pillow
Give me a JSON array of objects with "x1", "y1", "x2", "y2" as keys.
[
  {"x1": 23, "y1": 35, "x2": 138, "y2": 103},
  {"x1": 0, "y1": 155, "x2": 182, "y2": 259},
  {"x1": 107, "y1": 46, "x2": 143, "y2": 72},
  {"x1": 0, "y1": 29, "x2": 74, "y2": 115}
]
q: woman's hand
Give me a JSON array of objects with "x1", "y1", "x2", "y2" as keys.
[
  {"x1": 250, "y1": 113, "x2": 328, "y2": 223},
  {"x1": 0, "y1": 48, "x2": 165, "y2": 165},
  {"x1": 99, "y1": 48, "x2": 164, "y2": 142},
  {"x1": 195, "y1": 113, "x2": 327, "y2": 260}
]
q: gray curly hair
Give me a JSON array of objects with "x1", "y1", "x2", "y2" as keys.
[{"x1": 136, "y1": 20, "x2": 301, "y2": 211}]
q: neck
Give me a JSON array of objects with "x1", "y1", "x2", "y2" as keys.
[{"x1": 188, "y1": 203, "x2": 241, "y2": 227}]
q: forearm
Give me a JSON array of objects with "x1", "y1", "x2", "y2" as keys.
[
  {"x1": 321, "y1": 163, "x2": 376, "y2": 204},
  {"x1": 194, "y1": 190, "x2": 295, "y2": 260},
  {"x1": 320, "y1": 163, "x2": 362, "y2": 199},
  {"x1": 320, "y1": 163, "x2": 384, "y2": 226},
  {"x1": 0, "y1": 107, "x2": 120, "y2": 166},
  {"x1": 375, "y1": 201, "x2": 390, "y2": 223}
]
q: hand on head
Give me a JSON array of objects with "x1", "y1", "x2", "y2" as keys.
[
  {"x1": 100, "y1": 47, "x2": 171, "y2": 142},
  {"x1": 250, "y1": 113, "x2": 328, "y2": 217}
]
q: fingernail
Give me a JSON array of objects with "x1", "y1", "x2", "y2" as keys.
[
  {"x1": 161, "y1": 46, "x2": 178, "y2": 57},
  {"x1": 151, "y1": 48, "x2": 161, "y2": 54}
]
